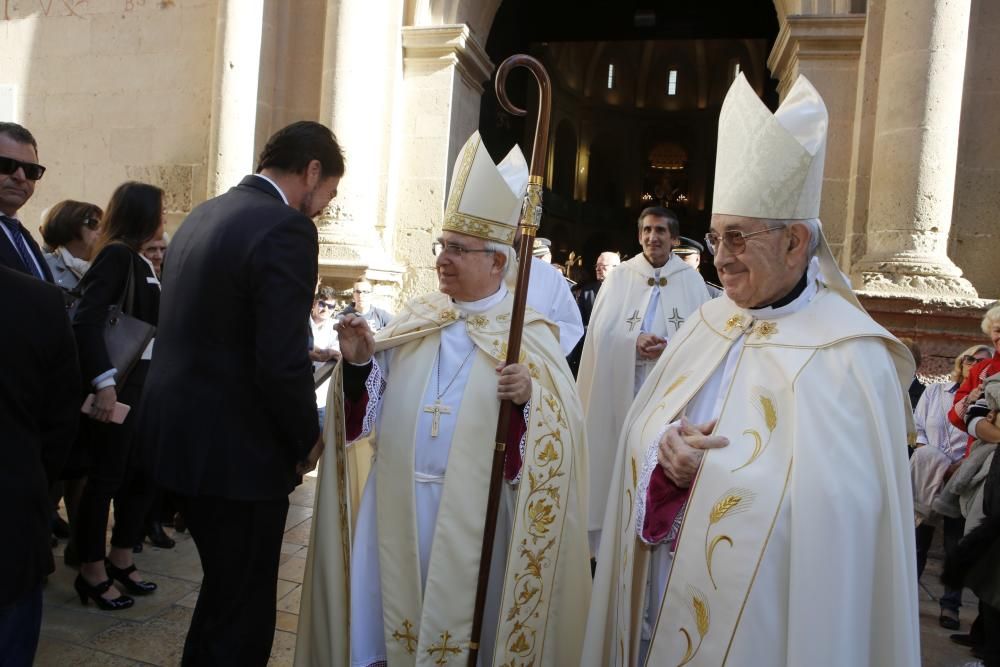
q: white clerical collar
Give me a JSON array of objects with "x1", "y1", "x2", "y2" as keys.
[
  {"x1": 746, "y1": 257, "x2": 820, "y2": 320},
  {"x1": 640, "y1": 253, "x2": 671, "y2": 276},
  {"x1": 453, "y1": 285, "x2": 508, "y2": 315},
  {"x1": 253, "y1": 174, "x2": 290, "y2": 205}
]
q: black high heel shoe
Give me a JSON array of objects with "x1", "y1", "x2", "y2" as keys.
[
  {"x1": 74, "y1": 574, "x2": 134, "y2": 610},
  {"x1": 105, "y1": 559, "x2": 158, "y2": 595},
  {"x1": 146, "y1": 521, "x2": 176, "y2": 549}
]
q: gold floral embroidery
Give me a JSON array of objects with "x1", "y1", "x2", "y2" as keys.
[
  {"x1": 724, "y1": 314, "x2": 745, "y2": 333},
  {"x1": 732, "y1": 388, "x2": 779, "y2": 472},
  {"x1": 500, "y1": 385, "x2": 569, "y2": 663},
  {"x1": 467, "y1": 314, "x2": 489, "y2": 329},
  {"x1": 677, "y1": 587, "x2": 711, "y2": 666},
  {"x1": 443, "y1": 213, "x2": 517, "y2": 244},
  {"x1": 426, "y1": 630, "x2": 462, "y2": 664},
  {"x1": 752, "y1": 320, "x2": 778, "y2": 339},
  {"x1": 704, "y1": 489, "x2": 755, "y2": 589},
  {"x1": 440, "y1": 309, "x2": 459, "y2": 323},
  {"x1": 392, "y1": 619, "x2": 418, "y2": 655}
]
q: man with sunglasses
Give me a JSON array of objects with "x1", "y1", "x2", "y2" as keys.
[
  {"x1": 585, "y1": 75, "x2": 920, "y2": 666},
  {"x1": 339, "y1": 279, "x2": 392, "y2": 333},
  {"x1": 0, "y1": 123, "x2": 52, "y2": 282}
]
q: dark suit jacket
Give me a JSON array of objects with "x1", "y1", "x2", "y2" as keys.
[
  {"x1": 0, "y1": 218, "x2": 55, "y2": 282},
  {"x1": 140, "y1": 175, "x2": 320, "y2": 501},
  {"x1": 73, "y1": 243, "x2": 160, "y2": 388},
  {"x1": 0, "y1": 266, "x2": 80, "y2": 605}
]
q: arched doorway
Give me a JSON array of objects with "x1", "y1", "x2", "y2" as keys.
[{"x1": 478, "y1": 0, "x2": 780, "y2": 285}]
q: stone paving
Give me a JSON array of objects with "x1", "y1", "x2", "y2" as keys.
[{"x1": 35, "y1": 475, "x2": 980, "y2": 666}]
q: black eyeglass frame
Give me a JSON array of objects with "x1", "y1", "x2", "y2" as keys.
[{"x1": 0, "y1": 156, "x2": 46, "y2": 181}]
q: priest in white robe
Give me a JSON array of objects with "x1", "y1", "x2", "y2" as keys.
[
  {"x1": 584, "y1": 74, "x2": 920, "y2": 666},
  {"x1": 294, "y1": 132, "x2": 590, "y2": 667},
  {"x1": 577, "y1": 207, "x2": 711, "y2": 552}
]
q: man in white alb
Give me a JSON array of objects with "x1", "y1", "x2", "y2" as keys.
[
  {"x1": 294, "y1": 132, "x2": 590, "y2": 667},
  {"x1": 584, "y1": 74, "x2": 920, "y2": 667}
]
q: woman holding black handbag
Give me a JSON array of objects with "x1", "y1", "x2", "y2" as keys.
[{"x1": 72, "y1": 181, "x2": 163, "y2": 611}]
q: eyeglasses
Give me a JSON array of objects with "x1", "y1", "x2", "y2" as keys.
[
  {"x1": 82, "y1": 218, "x2": 100, "y2": 230},
  {"x1": 315, "y1": 301, "x2": 335, "y2": 310},
  {"x1": 353, "y1": 289, "x2": 372, "y2": 295},
  {"x1": 705, "y1": 226, "x2": 784, "y2": 256},
  {"x1": 0, "y1": 156, "x2": 46, "y2": 181},
  {"x1": 962, "y1": 355, "x2": 988, "y2": 365},
  {"x1": 431, "y1": 240, "x2": 496, "y2": 258}
]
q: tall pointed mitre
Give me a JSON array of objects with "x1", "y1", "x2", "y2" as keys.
[
  {"x1": 443, "y1": 132, "x2": 526, "y2": 244},
  {"x1": 713, "y1": 73, "x2": 827, "y2": 219},
  {"x1": 713, "y1": 73, "x2": 867, "y2": 311}
]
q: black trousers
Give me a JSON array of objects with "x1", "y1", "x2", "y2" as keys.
[
  {"x1": 915, "y1": 515, "x2": 966, "y2": 611},
  {"x1": 179, "y1": 494, "x2": 289, "y2": 667},
  {"x1": 74, "y1": 364, "x2": 154, "y2": 563}
]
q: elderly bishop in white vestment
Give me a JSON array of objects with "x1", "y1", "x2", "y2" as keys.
[
  {"x1": 584, "y1": 74, "x2": 920, "y2": 666},
  {"x1": 294, "y1": 133, "x2": 590, "y2": 667}
]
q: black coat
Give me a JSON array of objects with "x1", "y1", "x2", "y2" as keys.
[
  {"x1": 0, "y1": 266, "x2": 80, "y2": 605},
  {"x1": 140, "y1": 176, "x2": 320, "y2": 501},
  {"x1": 0, "y1": 218, "x2": 55, "y2": 282},
  {"x1": 73, "y1": 243, "x2": 160, "y2": 387}
]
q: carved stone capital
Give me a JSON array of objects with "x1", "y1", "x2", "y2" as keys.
[
  {"x1": 402, "y1": 24, "x2": 494, "y2": 93},
  {"x1": 768, "y1": 14, "x2": 865, "y2": 96}
]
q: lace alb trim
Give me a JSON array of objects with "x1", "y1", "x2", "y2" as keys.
[
  {"x1": 510, "y1": 401, "x2": 531, "y2": 485},
  {"x1": 635, "y1": 419, "x2": 675, "y2": 545},
  {"x1": 355, "y1": 359, "x2": 385, "y2": 442}
]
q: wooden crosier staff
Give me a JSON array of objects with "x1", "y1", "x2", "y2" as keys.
[{"x1": 467, "y1": 54, "x2": 552, "y2": 666}]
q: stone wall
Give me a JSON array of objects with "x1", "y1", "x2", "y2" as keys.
[{"x1": 0, "y1": 0, "x2": 218, "y2": 235}]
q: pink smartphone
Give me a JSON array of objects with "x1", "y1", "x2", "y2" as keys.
[{"x1": 81, "y1": 394, "x2": 131, "y2": 424}]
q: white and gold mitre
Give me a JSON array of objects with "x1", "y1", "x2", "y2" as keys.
[
  {"x1": 713, "y1": 73, "x2": 828, "y2": 219},
  {"x1": 443, "y1": 132, "x2": 528, "y2": 244}
]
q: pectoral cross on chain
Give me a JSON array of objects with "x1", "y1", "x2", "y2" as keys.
[
  {"x1": 625, "y1": 309, "x2": 642, "y2": 332},
  {"x1": 423, "y1": 400, "x2": 452, "y2": 438},
  {"x1": 668, "y1": 307, "x2": 685, "y2": 332}
]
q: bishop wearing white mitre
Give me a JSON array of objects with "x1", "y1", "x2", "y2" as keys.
[
  {"x1": 583, "y1": 74, "x2": 920, "y2": 666},
  {"x1": 577, "y1": 208, "x2": 711, "y2": 554},
  {"x1": 294, "y1": 133, "x2": 590, "y2": 667}
]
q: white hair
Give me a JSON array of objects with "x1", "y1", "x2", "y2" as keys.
[
  {"x1": 484, "y1": 241, "x2": 517, "y2": 279},
  {"x1": 772, "y1": 218, "x2": 821, "y2": 255},
  {"x1": 983, "y1": 304, "x2": 1000, "y2": 335}
]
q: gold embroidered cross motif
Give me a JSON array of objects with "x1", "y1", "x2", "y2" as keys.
[
  {"x1": 752, "y1": 320, "x2": 778, "y2": 339},
  {"x1": 392, "y1": 619, "x2": 418, "y2": 655},
  {"x1": 467, "y1": 314, "x2": 489, "y2": 329},
  {"x1": 647, "y1": 276, "x2": 668, "y2": 287},
  {"x1": 723, "y1": 314, "x2": 745, "y2": 333},
  {"x1": 625, "y1": 309, "x2": 642, "y2": 332},
  {"x1": 427, "y1": 630, "x2": 462, "y2": 664}
]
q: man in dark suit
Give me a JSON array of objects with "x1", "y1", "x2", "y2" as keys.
[
  {"x1": 0, "y1": 265, "x2": 80, "y2": 663},
  {"x1": 140, "y1": 121, "x2": 344, "y2": 666},
  {"x1": 0, "y1": 122, "x2": 53, "y2": 282}
]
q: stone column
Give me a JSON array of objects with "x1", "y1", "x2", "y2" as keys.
[
  {"x1": 391, "y1": 24, "x2": 493, "y2": 300},
  {"x1": 313, "y1": 0, "x2": 404, "y2": 305},
  {"x1": 206, "y1": 0, "x2": 264, "y2": 197},
  {"x1": 852, "y1": 0, "x2": 977, "y2": 297},
  {"x1": 768, "y1": 14, "x2": 865, "y2": 261}
]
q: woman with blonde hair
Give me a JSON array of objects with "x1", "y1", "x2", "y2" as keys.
[{"x1": 912, "y1": 343, "x2": 993, "y2": 629}]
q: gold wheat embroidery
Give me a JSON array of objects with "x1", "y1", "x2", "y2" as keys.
[
  {"x1": 732, "y1": 389, "x2": 779, "y2": 472},
  {"x1": 677, "y1": 587, "x2": 710, "y2": 666},
  {"x1": 704, "y1": 489, "x2": 755, "y2": 589}
]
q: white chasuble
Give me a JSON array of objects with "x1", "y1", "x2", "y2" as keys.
[
  {"x1": 294, "y1": 289, "x2": 590, "y2": 667},
  {"x1": 583, "y1": 284, "x2": 920, "y2": 667},
  {"x1": 577, "y1": 253, "x2": 711, "y2": 546}
]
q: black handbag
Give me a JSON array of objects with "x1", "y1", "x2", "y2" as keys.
[{"x1": 71, "y1": 248, "x2": 156, "y2": 387}]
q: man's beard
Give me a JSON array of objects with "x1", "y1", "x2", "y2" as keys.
[{"x1": 299, "y1": 185, "x2": 321, "y2": 218}]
